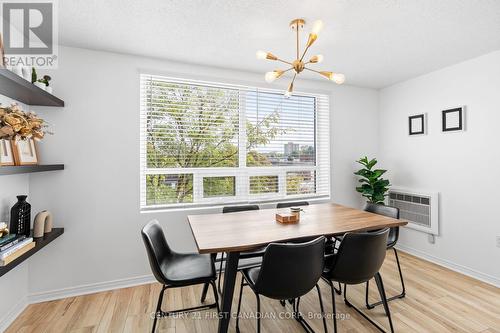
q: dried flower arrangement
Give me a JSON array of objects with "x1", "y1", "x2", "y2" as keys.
[{"x1": 0, "y1": 103, "x2": 51, "y2": 141}]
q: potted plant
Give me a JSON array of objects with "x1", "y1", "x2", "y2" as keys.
[
  {"x1": 31, "y1": 68, "x2": 52, "y2": 93},
  {"x1": 39, "y1": 75, "x2": 52, "y2": 94},
  {"x1": 354, "y1": 156, "x2": 391, "y2": 209}
]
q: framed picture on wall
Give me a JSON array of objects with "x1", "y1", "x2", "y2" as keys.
[
  {"x1": 12, "y1": 139, "x2": 39, "y2": 165},
  {"x1": 442, "y1": 106, "x2": 465, "y2": 132},
  {"x1": 408, "y1": 114, "x2": 426, "y2": 135},
  {"x1": 0, "y1": 139, "x2": 15, "y2": 166}
]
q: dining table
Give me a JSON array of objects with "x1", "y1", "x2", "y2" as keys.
[{"x1": 188, "y1": 202, "x2": 407, "y2": 333}]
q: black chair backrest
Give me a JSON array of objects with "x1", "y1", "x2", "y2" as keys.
[
  {"x1": 141, "y1": 220, "x2": 172, "y2": 285},
  {"x1": 327, "y1": 228, "x2": 389, "y2": 284},
  {"x1": 364, "y1": 203, "x2": 400, "y2": 247},
  {"x1": 276, "y1": 201, "x2": 309, "y2": 209},
  {"x1": 222, "y1": 205, "x2": 259, "y2": 214},
  {"x1": 253, "y1": 236, "x2": 325, "y2": 300}
]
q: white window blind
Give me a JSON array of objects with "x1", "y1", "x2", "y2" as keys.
[{"x1": 140, "y1": 74, "x2": 330, "y2": 210}]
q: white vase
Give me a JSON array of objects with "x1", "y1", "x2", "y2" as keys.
[
  {"x1": 45, "y1": 86, "x2": 52, "y2": 94},
  {"x1": 13, "y1": 65, "x2": 23, "y2": 77},
  {"x1": 22, "y1": 67, "x2": 31, "y2": 81},
  {"x1": 34, "y1": 81, "x2": 45, "y2": 89}
]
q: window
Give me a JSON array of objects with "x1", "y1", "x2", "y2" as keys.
[{"x1": 140, "y1": 75, "x2": 330, "y2": 210}]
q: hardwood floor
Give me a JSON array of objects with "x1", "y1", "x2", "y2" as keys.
[{"x1": 7, "y1": 251, "x2": 500, "y2": 333}]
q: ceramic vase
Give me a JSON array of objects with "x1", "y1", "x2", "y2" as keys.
[{"x1": 10, "y1": 195, "x2": 31, "y2": 237}]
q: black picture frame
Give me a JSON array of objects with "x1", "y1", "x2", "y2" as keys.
[
  {"x1": 409, "y1": 114, "x2": 425, "y2": 135},
  {"x1": 442, "y1": 107, "x2": 464, "y2": 132}
]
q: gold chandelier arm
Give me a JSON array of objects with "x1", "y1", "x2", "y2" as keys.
[
  {"x1": 303, "y1": 67, "x2": 322, "y2": 74},
  {"x1": 277, "y1": 58, "x2": 293, "y2": 66},
  {"x1": 299, "y1": 44, "x2": 312, "y2": 62}
]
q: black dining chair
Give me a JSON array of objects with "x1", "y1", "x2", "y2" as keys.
[
  {"x1": 236, "y1": 237, "x2": 327, "y2": 333},
  {"x1": 322, "y1": 228, "x2": 394, "y2": 333},
  {"x1": 276, "y1": 201, "x2": 309, "y2": 209},
  {"x1": 362, "y1": 203, "x2": 405, "y2": 309},
  {"x1": 141, "y1": 220, "x2": 219, "y2": 333},
  {"x1": 217, "y1": 205, "x2": 265, "y2": 293}
]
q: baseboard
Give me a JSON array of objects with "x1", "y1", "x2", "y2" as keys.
[
  {"x1": 396, "y1": 244, "x2": 500, "y2": 288},
  {"x1": 28, "y1": 274, "x2": 156, "y2": 304},
  {"x1": 0, "y1": 297, "x2": 28, "y2": 333}
]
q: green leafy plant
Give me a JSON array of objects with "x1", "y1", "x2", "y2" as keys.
[
  {"x1": 31, "y1": 67, "x2": 37, "y2": 83},
  {"x1": 354, "y1": 156, "x2": 390, "y2": 204},
  {"x1": 38, "y1": 75, "x2": 51, "y2": 86}
]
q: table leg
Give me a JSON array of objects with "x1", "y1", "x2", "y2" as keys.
[{"x1": 218, "y1": 251, "x2": 240, "y2": 333}]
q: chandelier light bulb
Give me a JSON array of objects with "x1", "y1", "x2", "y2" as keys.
[
  {"x1": 265, "y1": 71, "x2": 278, "y2": 83},
  {"x1": 284, "y1": 82, "x2": 294, "y2": 98},
  {"x1": 284, "y1": 90, "x2": 292, "y2": 98},
  {"x1": 309, "y1": 54, "x2": 324, "y2": 63},
  {"x1": 256, "y1": 50, "x2": 267, "y2": 60},
  {"x1": 332, "y1": 73, "x2": 346, "y2": 84},
  {"x1": 311, "y1": 20, "x2": 324, "y2": 35}
]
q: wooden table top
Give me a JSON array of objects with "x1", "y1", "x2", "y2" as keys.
[{"x1": 188, "y1": 203, "x2": 407, "y2": 254}]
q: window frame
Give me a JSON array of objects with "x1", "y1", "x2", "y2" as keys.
[{"x1": 140, "y1": 75, "x2": 330, "y2": 211}]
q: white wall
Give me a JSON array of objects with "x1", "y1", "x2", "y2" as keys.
[
  {"x1": 0, "y1": 95, "x2": 30, "y2": 331},
  {"x1": 379, "y1": 50, "x2": 500, "y2": 285},
  {"x1": 20, "y1": 46, "x2": 379, "y2": 299}
]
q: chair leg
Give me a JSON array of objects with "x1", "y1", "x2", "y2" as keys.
[
  {"x1": 316, "y1": 284, "x2": 328, "y2": 333},
  {"x1": 210, "y1": 281, "x2": 220, "y2": 313},
  {"x1": 152, "y1": 285, "x2": 166, "y2": 333},
  {"x1": 217, "y1": 252, "x2": 225, "y2": 294},
  {"x1": 342, "y1": 276, "x2": 393, "y2": 333},
  {"x1": 200, "y1": 283, "x2": 209, "y2": 303},
  {"x1": 235, "y1": 277, "x2": 245, "y2": 333},
  {"x1": 256, "y1": 293, "x2": 261, "y2": 333},
  {"x1": 366, "y1": 248, "x2": 406, "y2": 308},
  {"x1": 329, "y1": 281, "x2": 338, "y2": 333},
  {"x1": 374, "y1": 272, "x2": 395, "y2": 333}
]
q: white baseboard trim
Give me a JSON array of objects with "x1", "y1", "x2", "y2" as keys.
[
  {"x1": 28, "y1": 274, "x2": 156, "y2": 304},
  {"x1": 396, "y1": 244, "x2": 500, "y2": 288},
  {"x1": 0, "y1": 297, "x2": 28, "y2": 333}
]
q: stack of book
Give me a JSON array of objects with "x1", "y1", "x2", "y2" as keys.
[{"x1": 0, "y1": 234, "x2": 35, "y2": 266}]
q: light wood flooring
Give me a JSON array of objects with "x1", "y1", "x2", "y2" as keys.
[{"x1": 6, "y1": 251, "x2": 500, "y2": 333}]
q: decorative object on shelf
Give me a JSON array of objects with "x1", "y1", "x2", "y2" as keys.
[
  {"x1": 21, "y1": 67, "x2": 31, "y2": 81},
  {"x1": 442, "y1": 106, "x2": 465, "y2": 132},
  {"x1": 0, "y1": 103, "x2": 51, "y2": 141},
  {"x1": 409, "y1": 114, "x2": 426, "y2": 136},
  {"x1": 31, "y1": 67, "x2": 37, "y2": 83},
  {"x1": 0, "y1": 222, "x2": 9, "y2": 237},
  {"x1": 256, "y1": 18, "x2": 345, "y2": 97},
  {"x1": 0, "y1": 139, "x2": 15, "y2": 166},
  {"x1": 12, "y1": 138, "x2": 38, "y2": 165},
  {"x1": 13, "y1": 65, "x2": 23, "y2": 77},
  {"x1": 33, "y1": 210, "x2": 53, "y2": 238},
  {"x1": 10, "y1": 195, "x2": 31, "y2": 237},
  {"x1": 30, "y1": 67, "x2": 53, "y2": 93},
  {"x1": 354, "y1": 156, "x2": 391, "y2": 204}
]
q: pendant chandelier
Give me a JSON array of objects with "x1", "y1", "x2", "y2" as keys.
[{"x1": 256, "y1": 18, "x2": 345, "y2": 97}]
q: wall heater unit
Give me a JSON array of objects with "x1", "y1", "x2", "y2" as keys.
[{"x1": 387, "y1": 187, "x2": 439, "y2": 235}]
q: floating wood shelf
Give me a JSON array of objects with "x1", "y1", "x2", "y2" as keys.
[
  {"x1": 0, "y1": 69, "x2": 64, "y2": 107},
  {"x1": 0, "y1": 164, "x2": 64, "y2": 175},
  {"x1": 0, "y1": 228, "x2": 64, "y2": 277}
]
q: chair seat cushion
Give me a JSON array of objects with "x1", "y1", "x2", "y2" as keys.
[
  {"x1": 161, "y1": 253, "x2": 215, "y2": 286},
  {"x1": 241, "y1": 266, "x2": 261, "y2": 289}
]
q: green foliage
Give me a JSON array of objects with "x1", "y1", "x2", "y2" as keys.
[
  {"x1": 354, "y1": 157, "x2": 390, "y2": 204},
  {"x1": 146, "y1": 81, "x2": 290, "y2": 204}
]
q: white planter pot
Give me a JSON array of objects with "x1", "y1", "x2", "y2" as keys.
[{"x1": 34, "y1": 82, "x2": 46, "y2": 89}]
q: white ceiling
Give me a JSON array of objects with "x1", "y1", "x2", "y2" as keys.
[{"x1": 59, "y1": 0, "x2": 500, "y2": 88}]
